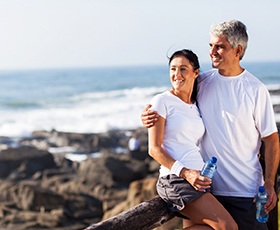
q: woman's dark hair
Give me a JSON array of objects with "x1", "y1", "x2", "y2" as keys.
[{"x1": 168, "y1": 49, "x2": 200, "y2": 102}]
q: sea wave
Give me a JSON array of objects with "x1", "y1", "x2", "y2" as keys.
[
  {"x1": 0, "y1": 86, "x2": 168, "y2": 137},
  {"x1": 0, "y1": 83, "x2": 279, "y2": 138},
  {"x1": 266, "y1": 84, "x2": 280, "y2": 90}
]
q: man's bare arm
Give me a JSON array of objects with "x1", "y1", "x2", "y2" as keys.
[{"x1": 262, "y1": 132, "x2": 280, "y2": 212}]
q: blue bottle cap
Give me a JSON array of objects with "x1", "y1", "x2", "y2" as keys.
[
  {"x1": 259, "y1": 186, "x2": 265, "y2": 192},
  {"x1": 211, "y1": 157, "x2": 217, "y2": 164}
]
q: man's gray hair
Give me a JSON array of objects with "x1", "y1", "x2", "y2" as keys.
[{"x1": 210, "y1": 20, "x2": 248, "y2": 60}]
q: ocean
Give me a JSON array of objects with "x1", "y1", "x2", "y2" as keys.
[{"x1": 0, "y1": 61, "x2": 279, "y2": 138}]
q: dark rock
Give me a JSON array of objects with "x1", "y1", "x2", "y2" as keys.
[
  {"x1": 0, "y1": 146, "x2": 57, "y2": 179},
  {"x1": 10, "y1": 181, "x2": 65, "y2": 211},
  {"x1": 274, "y1": 104, "x2": 280, "y2": 113},
  {"x1": 63, "y1": 193, "x2": 102, "y2": 220},
  {"x1": 78, "y1": 154, "x2": 148, "y2": 186},
  {"x1": 269, "y1": 88, "x2": 280, "y2": 95}
]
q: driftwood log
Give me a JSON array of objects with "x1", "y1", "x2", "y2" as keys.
[{"x1": 84, "y1": 196, "x2": 175, "y2": 230}]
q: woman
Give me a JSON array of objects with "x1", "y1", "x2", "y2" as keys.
[{"x1": 148, "y1": 49, "x2": 237, "y2": 229}]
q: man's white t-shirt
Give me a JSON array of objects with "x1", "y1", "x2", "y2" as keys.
[
  {"x1": 197, "y1": 69, "x2": 278, "y2": 197},
  {"x1": 150, "y1": 91, "x2": 205, "y2": 177}
]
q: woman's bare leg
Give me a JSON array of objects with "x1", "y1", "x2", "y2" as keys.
[
  {"x1": 180, "y1": 193, "x2": 238, "y2": 230},
  {"x1": 182, "y1": 219, "x2": 212, "y2": 229},
  {"x1": 183, "y1": 224, "x2": 212, "y2": 229},
  {"x1": 182, "y1": 219, "x2": 197, "y2": 229}
]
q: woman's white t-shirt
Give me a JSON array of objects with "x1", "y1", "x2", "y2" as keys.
[{"x1": 150, "y1": 91, "x2": 205, "y2": 177}]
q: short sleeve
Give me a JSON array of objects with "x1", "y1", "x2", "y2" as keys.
[
  {"x1": 149, "y1": 93, "x2": 167, "y2": 119},
  {"x1": 254, "y1": 84, "x2": 278, "y2": 138}
]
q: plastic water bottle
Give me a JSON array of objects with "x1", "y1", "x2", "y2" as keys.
[
  {"x1": 200, "y1": 157, "x2": 217, "y2": 179},
  {"x1": 256, "y1": 186, "x2": 269, "y2": 223}
]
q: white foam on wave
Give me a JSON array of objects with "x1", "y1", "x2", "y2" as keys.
[
  {"x1": 266, "y1": 84, "x2": 280, "y2": 90},
  {"x1": 0, "y1": 86, "x2": 168, "y2": 137},
  {"x1": 271, "y1": 95, "x2": 280, "y2": 105}
]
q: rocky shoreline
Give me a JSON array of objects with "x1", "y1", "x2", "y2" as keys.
[{"x1": 0, "y1": 128, "x2": 174, "y2": 230}]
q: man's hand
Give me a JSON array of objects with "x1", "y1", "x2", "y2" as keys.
[
  {"x1": 141, "y1": 104, "x2": 159, "y2": 128},
  {"x1": 264, "y1": 185, "x2": 277, "y2": 213}
]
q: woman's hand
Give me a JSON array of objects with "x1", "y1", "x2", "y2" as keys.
[
  {"x1": 141, "y1": 104, "x2": 159, "y2": 128},
  {"x1": 180, "y1": 168, "x2": 211, "y2": 192}
]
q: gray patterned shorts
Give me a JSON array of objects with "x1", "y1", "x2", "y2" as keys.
[{"x1": 157, "y1": 174, "x2": 207, "y2": 217}]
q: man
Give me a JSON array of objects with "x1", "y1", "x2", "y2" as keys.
[{"x1": 141, "y1": 20, "x2": 279, "y2": 229}]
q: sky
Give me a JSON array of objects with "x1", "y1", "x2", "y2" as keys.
[{"x1": 0, "y1": 0, "x2": 279, "y2": 70}]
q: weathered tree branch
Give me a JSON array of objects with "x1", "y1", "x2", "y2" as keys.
[{"x1": 84, "y1": 196, "x2": 174, "y2": 230}]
